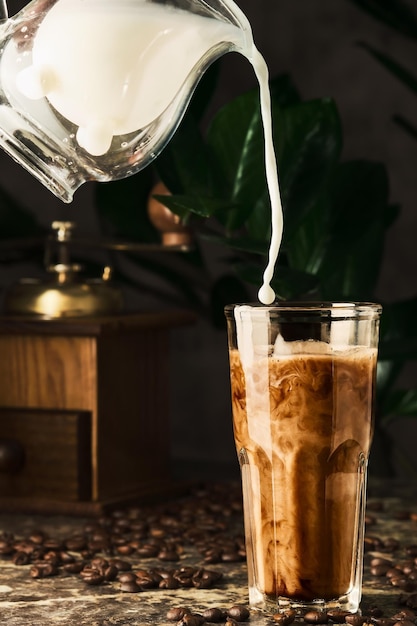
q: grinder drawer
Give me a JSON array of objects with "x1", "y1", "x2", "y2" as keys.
[{"x1": 0, "y1": 408, "x2": 91, "y2": 501}]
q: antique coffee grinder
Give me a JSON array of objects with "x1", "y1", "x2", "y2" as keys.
[{"x1": 0, "y1": 202, "x2": 194, "y2": 514}]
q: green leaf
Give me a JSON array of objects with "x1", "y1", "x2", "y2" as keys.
[
  {"x1": 153, "y1": 194, "x2": 237, "y2": 220},
  {"x1": 207, "y1": 87, "x2": 265, "y2": 229},
  {"x1": 313, "y1": 161, "x2": 391, "y2": 298},
  {"x1": 155, "y1": 111, "x2": 217, "y2": 197},
  {"x1": 381, "y1": 389, "x2": 417, "y2": 426},
  {"x1": 201, "y1": 233, "x2": 268, "y2": 255},
  {"x1": 275, "y1": 98, "x2": 343, "y2": 240}
]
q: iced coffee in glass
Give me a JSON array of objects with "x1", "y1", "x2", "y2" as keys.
[{"x1": 225, "y1": 302, "x2": 381, "y2": 614}]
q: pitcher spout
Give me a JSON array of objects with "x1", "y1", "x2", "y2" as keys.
[{"x1": 0, "y1": 0, "x2": 253, "y2": 202}]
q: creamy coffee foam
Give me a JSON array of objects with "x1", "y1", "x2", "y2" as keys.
[{"x1": 229, "y1": 346, "x2": 376, "y2": 601}]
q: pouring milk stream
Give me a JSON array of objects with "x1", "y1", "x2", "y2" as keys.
[{"x1": 0, "y1": 0, "x2": 283, "y2": 304}]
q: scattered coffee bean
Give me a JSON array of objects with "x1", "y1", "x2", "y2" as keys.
[
  {"x1": 407, "y1": 547, "x2": 417, "y2": 558},
  {"x1": 304, "y1": 610, "x2": 329, "y2": 624},
  {"x1": 63, "y1": 561, "x2": 84, "y2": 574},
  {"x1": 12, "y1": 551, "x2": 31, "y2": 566},
  {"x1": 391, "y1": 609, "x2": 416, "y2": 620},
  {"x1": 178, "y1": 614, "x2": 204, "y2": 626},
  {"x1": 272, "y1": 610, "x2": 296, "y2": 625},
  {"x1": 158, "y1": 575, "x2": 179, "y2": 589},
  {"x1": 30, "y1": 563, "x2": 58, "y2": 578},
  {"x1": 81, "y1": 571, "x2": 105, "y2": 586},
  {"x1": 227, "y1": 605, "x2": 250, "y2": 621},
  {"x1": 166, "y1": 607, "x2": 191, "y2": 622},
  {"x1": 119, "y1": 580, "x2": 141, "y2": 593},
  {"x1": 327, "y1": 610, "x2": 351, "y2": 623},
  {"x1": 345, "y1": 614, "x2": 367, "y2": 626},
  {"x1": 370, "y1": 618, "x2": 395, "y2": 626},
  {"x1": 202, "y1": 607, "x2": 226, "y2": 623}
]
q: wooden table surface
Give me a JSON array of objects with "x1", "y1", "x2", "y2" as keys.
[{"x1": 0, "y1": 481, "x2": 416, "y2": 626}]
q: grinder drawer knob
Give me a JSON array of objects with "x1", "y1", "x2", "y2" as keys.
[{"x1": 0, "y1": 438, "x2": 26, "y2": 473}]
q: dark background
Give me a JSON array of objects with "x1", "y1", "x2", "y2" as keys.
[{"x1": 0, "y1": 0, "x2": 416, "y2": 477}]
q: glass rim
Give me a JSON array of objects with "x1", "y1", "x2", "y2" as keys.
[{"x1": 225, "y1": 301, "x2": 382, "y2": 320}]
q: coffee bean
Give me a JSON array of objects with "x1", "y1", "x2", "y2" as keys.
[
  {"x1": 405, "y1": 595, "x2": 417, "y2": 610},
  {"x1": 174, "y1": 574, "x2": 193, "y2": 587},
  {"x1": 29, "y1": 531, "x2": 47, "y2": 545},
  {"x1": 371, "y1": 564, "x2": 391, "y2": 576},
  {"x1": 58, "y1": 551, "x2": 75, "y2": 564},
  {"x1": 109, "y1": 558, "x2": 131, "y2": 571},
  {"x1": 272, "y1": 611, "x2": 296, "y2": 625},
  {"x1": 393, "y1": 622, "x2": 416, "y2": 626},
  {"x1": 115, "y1": 544, "x2": 133, "y2": 556},
  {"x1": 370, "y1": 618, "x2": 395, "y2": 626},
  {"x1": 392, "y1": 609, "x2": 416, "y2": 621},
  {"x1": 384, "y1": 538, "x2": 400, "y2": 552},
  {"x1": 178, "y1": 615, "x2": 204, "y2": 626},
  {"x1": 407, "y1": 547, "x2": 417, "y2": 558},
  {"x1": 304, "y1": 610, "x2": 328, "y2": 624},
  {"x1": 203, "y1": 549, "x2": 222, "y2": 564},
  {"x1": 166, "y1": 607, "x2": 191, "y2": 621},
  {"x1": 0, "y1": 539, "x2": 14, "y2": 556},
  {"x1": 345, "y1": 614, "x2": 367, "y2": 626},
  {"x1": 391, "y1": 576, "x2": 417, "y2": 592},
  {"x1": 103, "y1": 565, "x2": 118, "y2": 581},
  {"x1": 81, "y1": 570, "x2": 104, "y2": 586},
  {"x1": 63, "y1": 561, "x2": 84, "y2": 574},
  {"x1": 12, "y1": 551, "x2": 31, "y2": 566},
  {"x1": 158, "y1": 549, "x2": 179, "y2": 561},
  {"x1": 137, "y1": 575, "x2": 158, "y2": 590},
  {"x1": 159, "y1": 575, "x2": 179, "y2": 589},
  {"x1": 137, "y1": 545, "x2": 159, "y2": 558},
  {"x1": 221, "y1": 551, "x2": 242, "y2": 562},
  {"x1": 227, "y1": 605, "x2": 250, "y2": 622},
  {"x1": 65, "y1": 536, "x2": 87, "y2": 552},
  {"x1": 118, "y1": 571, "x2": 136, "y2": 583},
  {"x1": 120, "y1": 580, "x2": 141, "y2": 592},
  {"x1": 30, "y1": 563, "x2": 58, "y2": 578},
  {"x1": 202, "y1": 608, "x2": 225, "y2": 622},
  {"x1": 371, "y1": 557, "x2": 393, "y2": 568},
  {"x1": 327, "y1": 610, "x2": 351, "y2": 623}
]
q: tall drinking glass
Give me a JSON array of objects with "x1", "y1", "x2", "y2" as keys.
[{"x1": 225, "y1": 302, "x2": 382, "y2": 615}]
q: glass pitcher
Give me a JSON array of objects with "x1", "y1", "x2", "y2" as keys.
[{"x1": 0, "y1": 0, "x2": 253, "y2": 202}]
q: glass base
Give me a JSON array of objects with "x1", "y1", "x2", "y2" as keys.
[{"x1": 249, "y1": 585, "x2": 361, "y2": 616}]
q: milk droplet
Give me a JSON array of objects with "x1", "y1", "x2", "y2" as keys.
[
  {"x1": 258, "y1": 283, "x2": 275, "y2": 305},
  {"x1": 76, "y1": 122, "x2": 113, "y2": 156}
]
